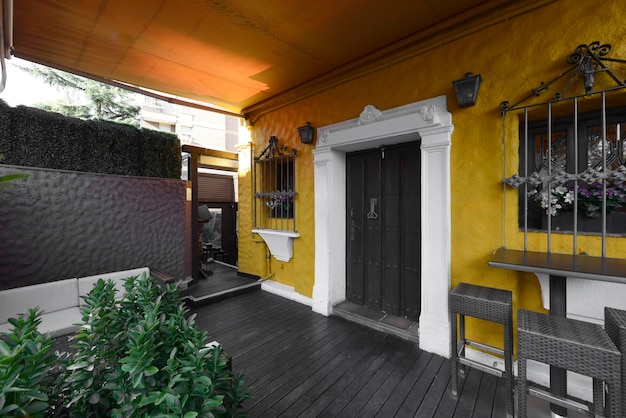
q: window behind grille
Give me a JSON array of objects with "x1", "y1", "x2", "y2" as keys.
[
  {"x1": 253, "y1": 136, "x2": 297, "y2": 231},
  {"x1": 517, "y1": 103, "x2": 626, "y2": 235}
]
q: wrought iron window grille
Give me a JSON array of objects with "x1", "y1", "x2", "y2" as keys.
[
  {"x1": 253, "y1": 136, "x2": 297, "y2": 231},
  {"x1": 500, "y1": 41, "x2": 626, "y2": 112},
  {"x1": 500, "y1": 41, "x2": 626, "y2": 255}
]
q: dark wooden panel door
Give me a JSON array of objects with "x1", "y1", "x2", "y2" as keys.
[
  {"x1": 346, "y1": 150, "x2": 380, "y2": 308},
  {"x1": 346, "y1": 142, "x2": 421, "y2": 320}
]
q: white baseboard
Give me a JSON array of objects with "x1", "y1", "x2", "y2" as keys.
[{"x1": 261, "y1": 280, "x2": 313, "y2": 307}]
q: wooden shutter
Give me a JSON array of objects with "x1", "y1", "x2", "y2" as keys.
[{"x1": 198, "y1": 173, "x2": 235, "y2": 203}]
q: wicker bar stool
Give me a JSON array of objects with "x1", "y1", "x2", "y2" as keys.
[
  {"x1": 449, "y1": 283, "x2": 514, "y2": 418},
  {"x1": 517, "y1": 309, "x2": 621, "y2": 418},
  {"x1": 604, "y1": 307, "x2": 626, "y2": 418}
]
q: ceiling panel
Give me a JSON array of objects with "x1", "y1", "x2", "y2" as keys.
[{"x1": 7, "y1": 0, "x2": 541, "y2": 114}]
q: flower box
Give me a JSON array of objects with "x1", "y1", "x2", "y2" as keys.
[{"x1": 541, "y1": 211, "x2": 626, "y2": 234}]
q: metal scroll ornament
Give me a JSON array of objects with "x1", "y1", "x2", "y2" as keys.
[{"x1": 500, "y1": 41, "x2": 626, "y2": 112}]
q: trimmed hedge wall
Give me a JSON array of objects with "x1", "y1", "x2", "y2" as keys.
[{"x1": 0, "y1": 100, "x2": 181, "y2": 178}]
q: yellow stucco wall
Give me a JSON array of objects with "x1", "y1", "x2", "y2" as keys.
[{"x1": 238, "y1": 0, "x2": 626, "y2": 349}]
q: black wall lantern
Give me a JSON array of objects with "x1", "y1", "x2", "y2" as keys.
[
  {"x1": 297, "y1": 122, "x2": 315, "y2": 144},
  {"x1": 452, "y1": 72, "x2": 482, "y2": 108}
]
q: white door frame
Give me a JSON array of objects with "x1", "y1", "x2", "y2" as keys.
[{"x1": 312, "y1": 96, "x2": 453, "y2": 357}]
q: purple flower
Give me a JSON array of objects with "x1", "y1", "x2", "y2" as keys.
[{"x1": 575, "y1": 182, "x2": 625, "y2": 217}]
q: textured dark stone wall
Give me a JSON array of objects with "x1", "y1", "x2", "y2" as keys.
[{"x1": 0, "y1": 165, "x2": 186, "y2": 290}]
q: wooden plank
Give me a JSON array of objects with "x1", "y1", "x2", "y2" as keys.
[
  {"x1": 400, "y1": 143, "x2": 421, "y2": 321},
  {"x1": 198, "y1": 291, "x2": 294, "y2": 329},
  {"x1": 233, "y1": 311, "x2": 329, "y2": 372},
  {"x1": 207, "y1": 302, "x2": 291, "y2": 345},
  {"x1": 346, "y1": 152, "x2": 366, "y2": 306},
  {"x1": 472, "y1": 373, "x2": 498, "y2": 417},
  {"x1": 336, "y1": 343, "x2": 422, "y2": 417},
  {"x1": 188, "y1": 289, "x2": 514, "y2": 418},
  {"x1": 370, "y1": 351, "x2": 434, "y2": 417},
  {"x1": 212, "y1": 300, "x2": 302, "y2": 351},
  {"x1": 395, "y1": 354, "x2": 446, "y2": 416},
  {"x1": 453, "y1": 368, "x2": 482, "y2": 417},
  {"x1": 242, "y1": 327, "x2": 346, "y2": 389},
  {"x1": 239, "y1": 317, "x2": 346, "y2": 382},
  {"x1": 245, "y1": 325, "x2": 365, "y2": 415},
  {"x1": 299, "y1": 336, "x2": 404, "y2": 416},
  {"x1": 415, "y1": 360, "x2": 452, "y2": 416},
  {"x1": 317, "y1": 337, "x2": 411, "y2": 417},
  {"x1": 360, "y1": 359, "x2": 418, "y2": 416},
  {"x1": 433, "y1": 378, "x2": 462, "y2": 418},
  {"x1": 382, "y1": 146, "x2": 401, "y2": 316},
  {"x1": 243, "y1": 324, "x2": 357, "y2": 413},
  {"x1": 261, "y1": 339, "x2": 377, "y2": 417},
  {"x1": 491, "y1": 374, "x2": 508, "y2": 417}
]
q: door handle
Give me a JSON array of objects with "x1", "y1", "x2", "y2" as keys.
[{"x1": 367, "y1": 198, "x2": 378, "y2": 219}]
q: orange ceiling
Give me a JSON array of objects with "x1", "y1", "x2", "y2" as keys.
[{"x1": 8, "y1": 0, "x2": 546, "y2": 116}]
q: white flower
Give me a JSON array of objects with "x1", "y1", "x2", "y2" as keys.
[{"x1": 530, "y1": 184, "x2": 574, "y2": 216}]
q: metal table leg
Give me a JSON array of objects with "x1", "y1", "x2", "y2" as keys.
[{"x1": 550, "y1": 274, "x2": 567, "y2": 417}]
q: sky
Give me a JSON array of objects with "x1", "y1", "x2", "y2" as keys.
[{"x1": 1, "y1": 58, "x2": 64, "y2": 106}]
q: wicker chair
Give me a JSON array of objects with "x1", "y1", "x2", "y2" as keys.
[
  {"x1": 517, "y1": 309, "x2": 621, "y2": 417},
  {"x1": 604, "y1": 307, "x2": 626, "y2": 418},
  {"x1": 449, "y1": 282, "x2": 514, "y2": 418}
]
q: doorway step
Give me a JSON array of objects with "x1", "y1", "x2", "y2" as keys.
[
  {"x1": 181, "y1": 261, "x2": 261, "y2": 308},
  {"x1": 333, "y1": 301, "x2": 419, "y2": 343}
]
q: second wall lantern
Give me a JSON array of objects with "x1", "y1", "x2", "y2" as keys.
[
  {"x1": 452, "y1": 72, "x2": 482, "y2": 108},
  {"x1": 298, "y1": 122, "x2": 315, "y2": 144}
]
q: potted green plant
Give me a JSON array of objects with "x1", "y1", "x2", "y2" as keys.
[
  {"x1": 1, "y1": 275, "x2": 251, "y2": 417},
  {"x1": 0, "y1": 308, "x2": 58, "y2": 417}
]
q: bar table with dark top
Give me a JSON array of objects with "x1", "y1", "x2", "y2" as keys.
[{"x1": 489, "y1": 247, "x2": 626, "y2": 417}]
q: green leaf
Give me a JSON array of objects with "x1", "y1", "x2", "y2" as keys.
[
  {"x1": 154, "y1": 391, "x2": 168, "y2": 406},
  {"x1": 67, "y1": 370, "x2": 92, "y2": 383},
  {"x1": 23, "y1": 339, "x2": 39, "y2": 355},
  {"x1": 202, "y1": 396, "x2": 223, "y2": 409},
  {"x1": 67, "y1": 361, "x2": 91, "y2": 370},
  {"x1": 0, "y1": 369, "x2": 20, "y2": 389},
  {"x1": 0, "y1": 340, "x2": 11, "y2": 356},
  {"x1": 138, "y1": 392, "x2": 159, "y2": 407},
  {"x1": 4, "y1": 387, "x2": 30, "y2": 395},
  {"x1": 121, "y1": 362, "x2": 139, "y2": 374},
  {"x1": 0, "y1": 173, "x2": 30, "y2": 187},
  {"x1": 0, "y1": 403, "x2": 20, "y2": 414},
  {"x1": 197, "y1": 375, "x2": 212, "y2": 387},
  {"x1": 132, "y1": 372, "x2": 144, "y2": 389},
  {"x1": 25, "y1": 390, "x2": 48, "y2": 401},
  {"x1": 183, "y1": 412, "x2": 198, "y2": 418},
  {"x1": 144, "y1": 365, "x2": 159, "y2": 376},
  {"x1": 88, "y1": 392, "x2": 100, "y2": 404},
  {"x1": 24, "y1": 400, "x2": 49, "y2": 414}
]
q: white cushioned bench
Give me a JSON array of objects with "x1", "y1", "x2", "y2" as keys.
[{"x1": 0, "y1": 267, "x2": 150, "y2": 337}]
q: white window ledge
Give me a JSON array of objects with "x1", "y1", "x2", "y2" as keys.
[{"x1": 252, "y1": 229, "x2": 300, "y2": 262}]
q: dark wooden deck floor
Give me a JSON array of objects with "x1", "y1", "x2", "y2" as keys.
[{"x1": 191, "y1": 289, "x2": 514, "y2": 417}]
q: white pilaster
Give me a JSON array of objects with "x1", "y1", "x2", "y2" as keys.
[{"x1": 418, "y1": 130, "x2": 452, "y2": 357}]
